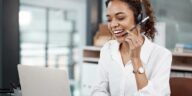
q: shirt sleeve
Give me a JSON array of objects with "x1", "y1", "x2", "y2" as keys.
[
  {"x1": 134, "y1": 51, "x2": 172, "y2": 96},
  {"x1": 91, "y1": 46, "x2": 110, "y2": 96}
]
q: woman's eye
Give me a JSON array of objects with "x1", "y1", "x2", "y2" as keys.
[
  {"x1": 107, "y1": 19, "x2": 111, "y2": 22},
  {"x1": 118, "y1": 17, "x2": 125, "y2": 21}
]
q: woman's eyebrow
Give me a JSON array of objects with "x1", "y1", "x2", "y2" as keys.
[
  {"x1": 115, "y1": 12, "x2": 124, "y2": 16},
  {"x1": 106, "y1": 12, "x2": 124, "y2": 17}
]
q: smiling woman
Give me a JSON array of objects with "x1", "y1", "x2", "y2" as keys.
[
  {"x1": 106, "y1": 0, "x2": 136, "y2": 43},
  {"x1": 91, "y1": 0, "x2": 172, "y2": 96}
]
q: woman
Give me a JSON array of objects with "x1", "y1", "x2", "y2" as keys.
[{"x1": 91, "y1": 0, "x2": 172, "y2": 96}]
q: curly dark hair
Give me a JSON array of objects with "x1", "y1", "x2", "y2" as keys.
[{"x1": 106, "y1": 0, "x2": 157, "y2": 41}]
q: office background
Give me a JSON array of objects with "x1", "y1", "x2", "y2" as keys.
[{"x1": 0, "y1": 0, "x2": 192, "y2": 96}]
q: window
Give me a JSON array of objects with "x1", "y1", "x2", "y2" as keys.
[{"x1": 19, "y1": 1, "x2": 85, "y2": 95}]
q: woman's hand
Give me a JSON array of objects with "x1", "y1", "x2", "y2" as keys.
[{"x1": 125, "y1": 27, "x2": 143, "y2": 60}]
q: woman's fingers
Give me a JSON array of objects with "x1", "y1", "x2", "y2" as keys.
[
  {"x1": 126, "y1": 30, "x2": 137, "y2": 37},
  {"x1": 126, "y1": 29, "x2": 142, "y2": 39},
  {"x1": 126, "y1": 37, "x2": 139, "y2": 49},
  {"x1": 125, "y1": 34, "x2": 142, "y2": 49},
  {"x1": 125, "y1": 37, "x2": 134, "y2": 50}
]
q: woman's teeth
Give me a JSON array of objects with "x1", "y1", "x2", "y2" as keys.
[
  {"x1": 113, "y1": 29, "x2": 127, "y2": 37},
  {"x1": 114, "y1": 30, "x2": 124, "y2": 34}
]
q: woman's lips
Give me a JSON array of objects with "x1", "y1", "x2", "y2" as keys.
[{"x1": 113, "y1": 30, "x2": 127, "y2": 37}]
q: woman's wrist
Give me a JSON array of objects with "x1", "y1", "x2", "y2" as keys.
[
  {"x1": 132, "y1": 58, "x2": 142, "y2": 69},
  {"x1": 132, "y1": 57, "x2": 141, "y2": 63}
]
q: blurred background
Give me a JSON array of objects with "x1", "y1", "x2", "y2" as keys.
[{"x1": 0, "y1": 0, "x2": 192, "y2": 96}]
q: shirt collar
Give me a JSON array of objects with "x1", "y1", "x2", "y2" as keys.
[{"x1": 109, "y1": 35, "x2": 154, "y2": 65}]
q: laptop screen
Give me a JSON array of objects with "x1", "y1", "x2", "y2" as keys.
[{"x1": 17, "y1": 64, "x2": 71, "y2": 96}]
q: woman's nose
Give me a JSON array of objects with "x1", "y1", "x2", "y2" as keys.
[{"x1": 110, "y1": 20, "x2": 119, "y2": 28}]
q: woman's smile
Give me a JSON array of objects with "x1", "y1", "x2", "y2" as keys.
[{"x1": 113, "y1": 29, "x2": 127, "y2": 37}]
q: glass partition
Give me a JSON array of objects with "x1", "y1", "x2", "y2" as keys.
[{"x1": 19, "y1": 1, "x2": 85, "y2": 95}]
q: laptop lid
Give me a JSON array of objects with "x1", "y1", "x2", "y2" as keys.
[{"x1": 17, "y1": 64, "x2": 71, "y2": 96}]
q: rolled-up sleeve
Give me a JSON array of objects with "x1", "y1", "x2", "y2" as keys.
[
  {"x1": 91, "y1": 47, "x2": 110, "y2": 96},
  {"x1": 134, "y1": 52, "x2": 172, "y2": 96}
]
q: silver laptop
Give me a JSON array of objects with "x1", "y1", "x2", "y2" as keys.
[{"x1": 17, "y1": 64, "x2": 71, "y2": 96}]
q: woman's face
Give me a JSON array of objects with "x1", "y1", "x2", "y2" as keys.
[{"x1": 106, "y1": 0, "x2": 137, "y2": 43}]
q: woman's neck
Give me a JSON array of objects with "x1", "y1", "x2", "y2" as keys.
[
  {"x1": 119, "y1": 42, "x2": 131, "y2": 65},
  {"x1": 119, "y1": 41, "x2": 130, "y2": 54}
]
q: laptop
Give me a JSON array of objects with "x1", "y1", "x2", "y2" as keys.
[{"x1": 17, "y1": 64, "x2": 71, "y2": 96}]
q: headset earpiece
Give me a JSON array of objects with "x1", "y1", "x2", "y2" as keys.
[
  {"x1": 136, "y1": 13, "x2": 142, "y2": 24},
  {"x1": 136, "y1": 2, "x2": 146, "y2": 25}
]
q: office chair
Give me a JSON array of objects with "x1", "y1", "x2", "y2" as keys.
[{"x1": 170, "y1": 77, "x2": 192, "y2": 96}]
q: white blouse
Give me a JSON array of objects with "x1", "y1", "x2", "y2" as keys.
[{"x1": 91, "y1": 36, "x2": 172, "y2": 96}]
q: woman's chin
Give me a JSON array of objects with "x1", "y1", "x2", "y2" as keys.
[{"x1": 116, "y1": 37, "x2": 125, "y2": 43}]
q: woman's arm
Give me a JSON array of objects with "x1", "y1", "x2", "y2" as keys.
[
  {"x1": 125, "y1": 30, "x2": 172, "y2": 96},
  {"x1": 133, "y1": 52, "x2": 172, "y2": 96},
  {"x1": 125, "y1": 30, "x2": 149, "y2": 90},
  {"x1": 132, "y1": 58, "x2": 148, "y2": 90}
]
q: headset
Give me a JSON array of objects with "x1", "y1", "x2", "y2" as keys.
[
  {"x1": 128, "y1": 1, "x2": 149, "y2": 32},
  {"x1": 136, "y1": 1, "x2": 147, "y2": 25}
]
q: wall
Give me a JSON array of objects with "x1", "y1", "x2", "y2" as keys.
[
  {"x1": 1, "y1": 0, "x2": 20, "y2": 88},
  {"x1": 86, "y1": 0, "x2": 102, "y2": 45},
  {"x1": 0, "y1": 0, "x2": 2, "y2": 88}
]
